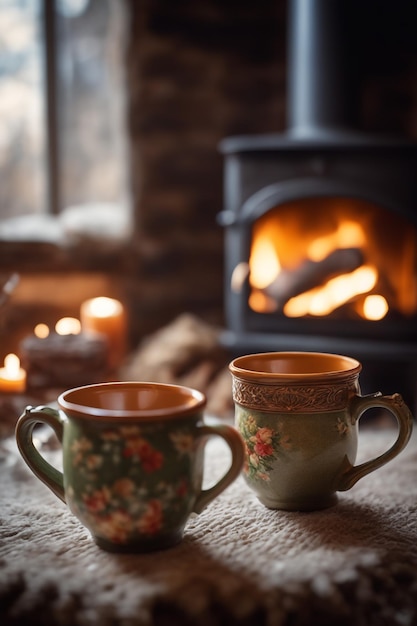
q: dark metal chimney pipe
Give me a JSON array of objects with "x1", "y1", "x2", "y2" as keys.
[{"x1": 287, "y1": 0, "x2": 358, "y2": 137}]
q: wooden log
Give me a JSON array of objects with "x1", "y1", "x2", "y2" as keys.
[{"x1": 264, "y1": 247, "x2": 364, "y2": 308}]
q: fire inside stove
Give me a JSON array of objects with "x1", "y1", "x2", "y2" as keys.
[{"x1": 232, "y1": 197, "x2": 417, "y2": 323}]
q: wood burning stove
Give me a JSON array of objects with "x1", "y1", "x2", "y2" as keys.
[{"x1": 218, "y1": 0, "x2": 417, "y2": 409}]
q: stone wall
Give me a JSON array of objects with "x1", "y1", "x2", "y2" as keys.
[{"x1": 124, "y1": 0, "x2": 287, "y2": 341}]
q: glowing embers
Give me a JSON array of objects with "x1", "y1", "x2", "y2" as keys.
[
  {"x1": 361, "y1": 294, "x2": 389, "y2": 321},
  {"x1": 283, "y1": 265, "x2": 378, "y2": 318},
  {"x1": 243, "y1": 198, "x2": 417, "y2": 321}
]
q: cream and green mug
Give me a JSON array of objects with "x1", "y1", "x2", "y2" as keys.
[
  {"x1": 15, "y1": 381, "x2": 245, "y2": 552},
  {"x1": 229, "y1": 351, "x2": 413, "y2": 511}
]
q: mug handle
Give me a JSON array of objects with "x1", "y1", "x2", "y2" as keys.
[
  {"x1": 193, "y1": 423, "x2": 245, "y2": 514},
  {"x1": 15, "y1": 406, "x2": 66, "y2": 503},
  {"x1": 337, "y1": 392, "x2": 413, "y2": 491}
]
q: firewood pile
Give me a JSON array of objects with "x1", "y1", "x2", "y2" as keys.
[{"x1": 120, "y1": 313, "x2": 234, "y2": 419}]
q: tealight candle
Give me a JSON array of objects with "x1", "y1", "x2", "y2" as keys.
[
  {"x1": 20, "y1": 328, "x2": 108, "y2": 389},
  {"x1": 0, "y1": 353, "x2": 26, "y2": 393},
  {"x1": 80, "y1": 297, "x2": 127, "y2": 369}
]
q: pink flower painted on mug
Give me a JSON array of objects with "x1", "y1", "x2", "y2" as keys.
[
  {"x1": 252, "y1": 427, "x2": 274, "y2": 457},
  {"x1": 83, "y1": 486, "x2": 111, "y2": 513},
  {"x1": 113, "y1": 477, "x2": 136, "y2": 498},
  {"x1": 96, "y1": 509, "x2": 134, "y2": 544},
  {"x1": 101, "y1": 429, "x2": 121, "y2": 442},
  {"x1": 139, "y1": 443, "x2": 164, "y2": 473},
  {"x1": 85, "y1": 454, "x2": 103, "y2": 471},
  {"x1": 254, "y1": 441, "x2": 274, "y2": 456},
  {"x1": 137, "y1": 500, "x2": 163, "y2": 536},
  {"x1": 170, "y1": 431, "x2": 195, "y2": 455},
  {"x1": 238, "y1": 411, "x2": 290, "y2": 481},
  {"x1": 121, "y1": 434, "x2": 148, "y2": 458},
  {"x1": 123, "y1": 437, "x2": 163, "y2": 473}
]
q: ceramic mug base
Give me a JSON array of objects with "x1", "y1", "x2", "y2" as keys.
[
  {"x1": 93, "y1": 530, "x2": 183, "y2": 553},
  {"x1": 257, "y1": 492, "x2": 339, "y2": 512}
]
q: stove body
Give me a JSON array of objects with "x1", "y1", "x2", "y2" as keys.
[{"x1": 219, "y1": 0, "x2": 417, "y2": 408}]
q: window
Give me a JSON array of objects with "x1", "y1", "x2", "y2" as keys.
[
  {"x1": 0, "y1": 0, "x2": 130, "y2": 246},
  {"x1": 0, "y1": 0, "x2": 44, "y2": 220}
]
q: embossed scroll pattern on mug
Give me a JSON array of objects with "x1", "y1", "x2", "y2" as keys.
[{"x1": 232, "y1": 378, "x2": 357, "y2": 412}]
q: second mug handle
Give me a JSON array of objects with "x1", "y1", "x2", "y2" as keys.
[
  {"x1": 193, "y1": 423, "x2": 245, "y2": 514},
  {"x1": 337, "y1": 392, "x2": 413, "y2": 491}
]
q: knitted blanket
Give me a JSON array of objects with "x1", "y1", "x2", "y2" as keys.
[{"x1": 1, "y1": 424, "x2": 417, "y2": 626}]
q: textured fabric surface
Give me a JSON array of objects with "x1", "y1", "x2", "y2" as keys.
[{"x1": 1, "y1": 426, "x2": 417, "y2": 626}]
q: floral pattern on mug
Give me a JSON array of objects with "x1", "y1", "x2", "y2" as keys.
[
  {"x1": 66, "y1": 424, "x2": 196, "y2": 545},
  {"x1": 237, "y1": 412, "x2": 291, "y2": 481},
  {"x1": 170, "y1": 430, "x2": 195, "y2": 455}
]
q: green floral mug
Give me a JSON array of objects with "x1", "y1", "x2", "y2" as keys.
[
  {"x1": 229, "y1": 351, "x2": 414, "y2": 511},
  {"x1": 15, "y1": 381, "x2": 245, "y2": 552}
]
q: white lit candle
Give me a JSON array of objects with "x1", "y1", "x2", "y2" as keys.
[
  {"x1": 80, "y1": 297, "x2": 127, "y2": 369},
  {"x1": 55, "y1": 317, "x2": 82, "y2": 336},
  {"x1": 0, "y1": 353, "x2": 26, "y2": 393}
]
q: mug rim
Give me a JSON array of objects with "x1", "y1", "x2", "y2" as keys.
[
  {"x1": 58, "y1": 381, "x2": 207, "y2": 421},
  {"x1": 229, "y1": 351, "x2": 362, "y2": 382}
]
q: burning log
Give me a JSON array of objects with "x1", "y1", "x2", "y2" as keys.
[{"x1": 264, "y1": 247, "x2": 364, "y2": 308}]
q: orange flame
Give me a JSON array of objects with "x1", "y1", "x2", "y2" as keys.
[
  {"x1": 283, "y1": 265, "x2": 378, "y2": 317},
  {"x1": 249, "y1": 235, "x2": 281, "y2": 289}
]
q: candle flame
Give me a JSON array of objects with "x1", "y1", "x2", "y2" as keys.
[
  {"x1": 4, "y1": 353, "x2": 21, "y2": 377},
  {"x1": 86, "y1": 297, "x2": 123, "y2": 317},
  {"x1": 34, "y1": 323, "x2": 50, "y2": 338},
  {"x1": 55, "y1": 317, "x2": 81, "y2": 335}
]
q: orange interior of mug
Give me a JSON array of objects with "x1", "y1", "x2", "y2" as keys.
[
  {"x1": 58, "y1": 381, "x2": 206, "y2": 421},
  {"x1": 229, "y1": 351, "x2": 361, "y2": 381}
]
